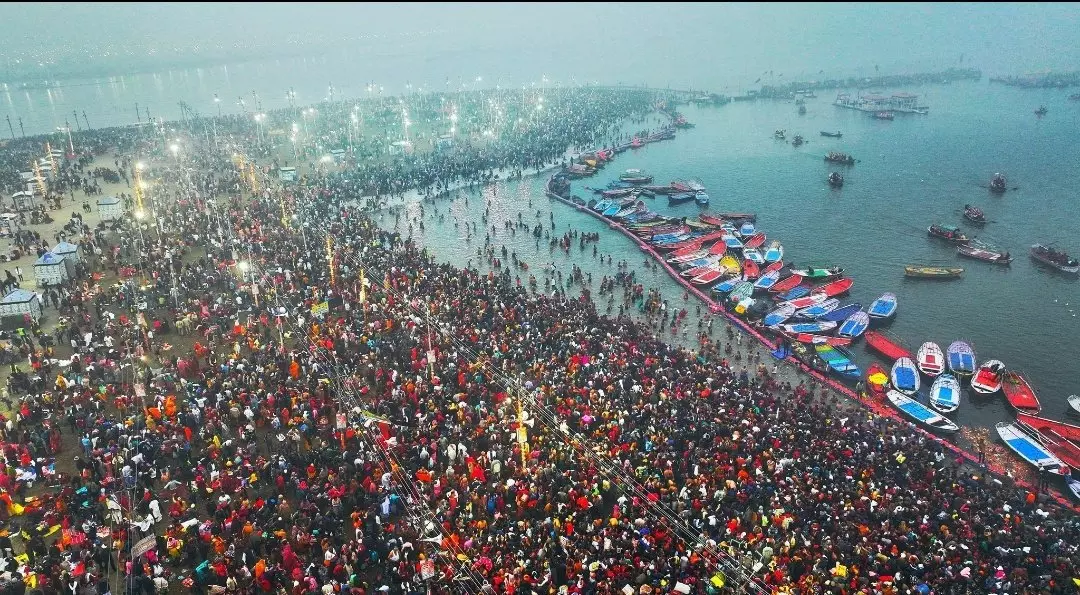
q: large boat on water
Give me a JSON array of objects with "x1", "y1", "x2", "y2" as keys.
[
  {"x1": 824, "y1": 151, "x2": 855, "y2": 165},
  {"x1": 1029, "y1": 244, "x2": 1080, "y2": 274}
]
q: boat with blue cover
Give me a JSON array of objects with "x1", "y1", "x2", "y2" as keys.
[
  {"x1": 819, "y1": 303, "x2": 862, "y2": 323},
  {"x1": 739, "y1": 222, "x2": 756, "y2": 236},
  {"x1": 695, "y1": 192, "x2": 710, "y2": 205},
  {"x1": 888, "y1": 390, "x2": 960, "y2": 433},
  {"x1": 891, "y1": 357, "x2": 921, "y2": 395},
  {"x1": 743, "y1": 248, "x2": 764, "y2": 264},
  {"x1": 764, "y1": 303, "x2": 797, "y2": 327},
  {"x1": 780, "y1": 286, "x2": 811, "y2": 301},
  {"x1": 837, "y1": 311, "x2": 870, "y2": 339},
  {"x1": 996, "y1": 422, "x2": 1070, "y2": 475},
  {"x1": 795, "y1": 298, "x2": 841, "y2": 320},
  {"x1": 946, "y1": 340, "x2": 977, "y2": 377},
  {"x1": 729, "y1": 281, "x2": 755, "y2": 302},
  {"x1": 867, "y1": 292, "x2": 898, "y2": 321},
  {"x1": 668, "y1": 192, "x2": 696, "y2": 206},
  {"x1": 753, "y1": 270, "x2": 781, "y2": 292},
  {"x1": 780, "y1": 321, "x2": 838, "y2": 334},
  {"x1": 713, "y1": 277, "x2": 742, "y2": 294},
  {"x1": 815, "y1": 344, "x2": 861, "y2": 380},
  {"x1": 929, "y1": 374, "x2": 962, "y2": 413},
  {"x1": 763, "y1": 241, "x2": 784, "y2": 263}
]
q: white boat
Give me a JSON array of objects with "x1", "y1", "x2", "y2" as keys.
[
  {"x1": 763, "y1": 303, "x2": 797, "y2": 327},
  {"x1": 1068, "y1": 394, "x2": 1080, "y2": 416},
  {"x1": 763, "y1": 241, "x2": 784, "y2": 263},
  {"x1": 995, "y1": 422, "x2": 1070, "y2": 475},
  {"x1": 887, "y1": 390, "x2": 959, "y2": 432},
  {"x1": 1068, "y1": 477, "x2": 1080, "y2": 500},
  {"x1": 742, "y1": 248, "x2": 765, "y2": 264},
  {"x1": 916, "y1": 342, "x2": 945, "y2": 377},
  {"x1": 970, "y1": 360, "x2": 1006, "y2": 394},
  {"x1": 890, "y1": 357, "x2": 921, "y2": 395},
  {"x1": 929, "y1": 374, "x2": 961, "y2": 413}
]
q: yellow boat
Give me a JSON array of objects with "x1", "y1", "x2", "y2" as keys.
[
  {"x1": 719, "y1": 255, "x2": 741, "y2": 276},
  {"x1": 904, "y1": 266, "x2": 964, "y2": 279}
]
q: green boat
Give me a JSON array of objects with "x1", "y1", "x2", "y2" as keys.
[
  {"x1": 729, "y1": 281, "x2": 755, "y2": 302},
  {"x1": 790, "y1": 266, "x2": 845, "y2": 281}
]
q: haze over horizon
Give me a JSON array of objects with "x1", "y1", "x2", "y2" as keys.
[{"x1": 2, "y1": 2, "x2": 1079, "y2": 89}]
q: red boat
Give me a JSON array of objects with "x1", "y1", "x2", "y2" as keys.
[
  {"x1": 785, "y1": 332, "x2": 852, "y2": 347},
  {"x1": 813, "y1": 277, "x2": 854, "y2": 298},
  {"x1": 743, "y1": 259, "x2": 760, "y2": 280},
  {"x1": 691, "y1": 268, "x2": 727, "y2": 286},
  {"x1": 708, "y1": 241, "x2": 728, "y2": 255},
  {"x1": 763, "y1": 260, "x2": 784, "y2": 275},
  {"x1": 865, "y1": 362, "x2": 889, "y2": 396},
  {"x1": 699, "y1": 214, "x2": 726, "y2": 226},
  {"x1": 864, "y1": 331, "x2": 913, "y2": 362},
  {"x1": 744, "y1": 232, "x2": 767, "y2": 249},
  {"x1": 1001, "y1": 371, "x2": 1042, "y2": 414},
  {"x1": 1016, "y1": 413, "x2": 1080, "y2": 444},
  {"x1": 769, "y1": 274, "x2": 804, "y2": 294}
]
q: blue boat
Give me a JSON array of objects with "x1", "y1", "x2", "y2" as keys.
[
  {"x1": 780, "y1": 321, "x2": 838, "y2": 334},
  {"x1": 763, "y1": 303, "x2": 797, "y2": 327},
  {"x1": 818, "y1": 303, "x2": 863, "y2": 323},
  {"x1": 739, "y1": 222, "x2": 756, "y2": 236},
  {"x1": 814, "y1": 344, "x2": 861, "y2": 380},
  {"x1": 753, "y1": 270, "x2": 781, "y2": 292},
  {"x1": 890, "y1": 357, "x2": 920, "y2": 395},
  {"x1": 946, "y1": 340, "x2": 977, "y2": 377},
  {"x1": 763, "y1": 241, "x2": 784, "y2": 263},
  {"x1": 695, "y1": 192, "x2": 710, "y2": 205},
  {"x1": 592, "y1": 200, "x2": 615, "y2": 212},
  {"x1": 996, "y1": 422, "x2": 1070, "y2": 475},
  {"x1": 668, "y1": 192, "x2": 696, "y2": 205},
  {"x1": 888, "y1": 390, "x2": 959, "y2": 432},
  {"x1": 868, "y1": 292, "x2": 898, "y2": 320},
  {"x1": 795, "y1": 298, "x2": 840, "y2": 320},
  {"x1": 723, "y1": 236, "x2": 744, "y2": 249},
  {"x1": 929, "y1": 374, "x2": 961, "y2": 413},
  {"x1": 780, "y1": 286, "x2": 810, "y2": 301},
  {"x1": 607, "y1": 181, "x2": 635, "y2": 189},
  {"x1": 713, "y1": 277, "x2": 741, "y2": 294},
  {"x1": 837, "y1": 311, "x2": 870, "y2": 339},
  {"x1": 602, "y1": 204, "x2": 622, "y2": 217}
]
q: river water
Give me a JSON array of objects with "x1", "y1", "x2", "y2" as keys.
[{"x1": 382, "y1": 79, "x2": 1080, "y2": 434}]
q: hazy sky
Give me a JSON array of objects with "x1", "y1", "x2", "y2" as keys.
[{"x1": 1, "y1": 3, "x2": 1078, "y2": 83}]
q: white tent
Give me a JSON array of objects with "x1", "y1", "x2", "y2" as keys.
[
  {"x1": 34, "y1": 252, "x2": 69, "y2": 286},
  {"x1": 0, "y1": 289, "x2": 43, "y2": 327},
  {"x1": 97, "y1": 196, "x2": 124, "y2": 221},
  {"x1": 53, "y1": 240, "x2": 82, "y2": 264}
]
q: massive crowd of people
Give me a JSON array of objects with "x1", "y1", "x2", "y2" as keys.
[{"x1": 0, "y1": 87, "x2": 1076, "y2": 595}]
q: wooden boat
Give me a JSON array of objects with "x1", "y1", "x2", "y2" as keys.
[
  {"x1": 691, "y1": 269, "x2": 727, "y2": 286},
  {"x1": 699, "y1": 214, "x2": 726, "y2": 226},
  {"x1": 866, "y1": 362, "x2": 889, "y2": 395},
  {"x1": 763, "y1": 241, "x2": 783, "y2": 263},
  {"x1": 790, "y1": 266, "x2": 844, "y2": 281},
  {"x1": 795, "y1": 298, "x2": 840, "y2": 320},
  {"x1": 1002, "y1": 371, "x2": 1042, "y2": 414},
  {"x1": 620, "y1": 169, "x2": 653, "y2": 184},
  {"x1": 780, "y1": 321, "x2": 838, "y2": 334},
  {"x1": 769, "y1": 274, "x2": 804, "y2": 294},
  {"x1": 742, "y1": 258, "x2": 760, "y2": 280},
  {"x1": 784, "y1": 332, "x2": 852, "y2": 347},
  {"x1": 743, "y1": 232, "x2": 766, "y2": 249},
  {"x1": 812, "y1": 277, "x2": 854, "y2": 298},
  {"x1": 904, "y1": 266, "x2": 964, "y2": 279},
  {"x1": 729, "y1": 281, "x2": 755, "y2": 302},
  {"x1": 815, "y1": 344, "x2": 861, "y2": 380},
  {"x1": 888, "y1": 390, "x2": 959, "y2": 433},
  {"x1": 743, "y1": 248, "x2": 765, "y2": 264},
  {"x1": 867, "y1": 293, "x2": 898, "y2": 321},
  {"x1": 1070, "y1": 394, "x2": 1080, "y2": 416},
  {"x1": 1029, "y1": 244, "x2": 1080, "y2": 275},
  {"x1": 864, "y1": 331, "x2": 913, "y2": 362},
  {"x1": 820, "y1": 303, "x2": 862, "y2": 323},
  {"x1": 723, "y1": 235, "x2": 744, "y2": 249},
  {"x1": 946, "y1": 340, "x2": 977, "y2": 377},
  {"x1": 763, "y1": 303, "x2": 797, "y2": 327},
  {"x1": 753, "y1": 270, "x2": 782, "y2": 292},
  {"x1": 1015, "y1": 413, "x2": 1080, "y2": 445},
  {"x1": 695, "y1": 192, "x2": 710, "y2": 205},
  {"x1": 681, "y1": 264, "x2": 718, "y2": 278},
  {"x1": 824, "y1": 151, "x2": 855, "y2": 165},
  {"x1": 820, "y1": 131, "x2": 843, "y2": 138},
  {"x1": 738, "y1": 222, "x2": 756, "y2": 237},
  {"x1": 785, "y1": 292, "x2": 829, "y2": 309},
  {"x1": 957, "y1": 242, "x2": 1012, "y2": 265},
  {"x1": 929, "y1": 374, "x2": 961, "y2": 413},
  {"x1": 970, "y1": 360, "x2": 1005, "y2": 394},
  {"x1": 989, "y1": 173, "x2": 1007, "y2": 194},
  {"x1": 707, "y1": 241, "x2": 728, "y2": 256},
  {"x1": 718, "y1": 255, "x2": 741, "y2": 276},
  {"x1": 995, "y1": 422, "x2": 1069, "y2": 475},
  {"x1": 963, "y1": 204, "x2": 987, "y2": 225},
  {"x1": 927, "y1": 224, "x2": 971, "y2": 244},
  {"x1": 890, "y1": 357, "x2": 920, "y2": 395},
  {"x1": 780, "y1": 286, "x2": 811, "y2": 301},
  {"x1": 713, "y1": 277, "x2": 741, "y2": 294},
  {"x1": 916, "y1": 342, "x2": 945, "y2": 377},
  {"x1": 827, "y1": 172, "x2": 844, "y2": 187},
  {"x1": 668, "y1": 192, "x2": 696, "y2": 206},
  {"x1": 837, "y1": 311, "x2": 870, "y2": 339},
  {"x1": 762, "y1": 260, "x2": 784, "y2": 275}
]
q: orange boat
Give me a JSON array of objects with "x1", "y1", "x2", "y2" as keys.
[
  {"x1": 865, "y1": 362, "x2": 889, "y2": 396},
  {"x1": 813, "y1": 277, "x2": 854, "y2": 298},
  {"x1": 769, "y1": 274, "x2": 804, "y2": 294},
  {"x1": 864, "y1": 331, "x2": 913, "y2": 362},
  {"x1": 1001, "y1": 372, "x2": 1042, "y2": 414}
]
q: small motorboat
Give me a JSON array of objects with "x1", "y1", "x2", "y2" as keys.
[
  {"x1": 738, "y1": 221, "x2": 756, "y2": 237},
  {"x1": 620, "y1": 169, "x2": 653, "y2": 184},
  {"x1": 712, "y1": 277, "x2": 741, "y2": 294},
  {"x1": 667, "y1": 192, "x2": 697, "y2": 206},
  {"x1": 690, "y1": 268, "x2": 727, "y2": 286},
  {"x1": 866, "y1": 362, "x2": 889, "y2": 395},
  {"x1": 867, "y1": 292, "x2": 898, "y2": 321},
  {"x1": 742, "y1": 248, "x2": 765, "y2": 264},
  {"x1": 957, "y1": 242, "x2": 1012, "y2": 265},
  {"x1": 763, "y1": 303, "x2": 797, "y2": 327},
  {"x1": 794, "y1": 298, "x2": 841, "y2": 320},
  {"x1": 837, "y1": 311, "x2": 870, "y2": 339},
  {"x1": 1002, "y1": 371, "x2": 1042, "y2": 414},
  {"x1": 1029, "y1": 244, "x2": 1080, "y2": 275},
  {"x1": 695, "y1": 192, "x2": 710, "y2": 205},
  {"x1": 780, "y1": 321, "x2": 838, "y2": 335},
  {"x1": 1067, "y1": 477, "x2": 1080, "y2": 500},
  {"x1": 769, "y1": 274, "x2": 804, "y2": 294},
  {"x1": 728, "y1": 281, "x2": 755, "y2": 302},
  {"x1": 927, "y1": 224, "x2": 971, "y2": 244},
  {"x1": 820, "y1": 131, "x2": 843, "y2": 138},
  {"x1": 783, "y1": 332, "x2": 851, "y2": 347},
  {"x1": 733, "y1": 297, "x2": 756, "y2": 316},
  {"x1": 815, "y1": 344, "x2": 860, "y2": 380},
  {"x1": 989, "y1": 173, "x2": 1008, "y2": 194},
  {"x1": 916, "y1": 342, "x2": 945, "y2": 377},
  {"x1": 888, "y1": 390, "x2": 959, "y2": 433},
  {"x1": 780, "y1": 286, "x2": 811, "y2": 301},
  {"x1": 790, "y1": 266, "x2": 844, "y2": 281},
  {"x1": 963, "y1": 204, "x2": 987, "y2": 225},
  {"x1": 970, "y1": 360, "x2": 1006, "y2": 394},
  {"x1": 742, "y1": 258, "x2": 760, "y2": 280},
  {"x1": 762, "y1": 260, "x2": 784, "y2": 275},
  {"x1": 819, "y1": 303, "x2": 862, "y2": 323},
  {"x1": 890, "y1": 357, "x2": 921, "y2": 395},
  {"x1": 785, "y1": 291, "x2": 829, "y2": 310},
  {"x1": 753, "y1": 270, "x2": 782, "y2": 292},
  {"x1": 1070, "y1": 394, "x2": 1080, "y2": 416},
  {"x1": 723, "y1": 235, "x2": 744, "y2": 249},
  {"x1": 864, "y1": 331, "x2": 913, "y2": 362},
  {"x1": 763, "y1": 241, "x2": 783, "y2": 262},
  {"x1": 904, "y1": 266, "x2": 964, "y2": 279},
  {"x1": 827, "y1": 172, "x2": 844, "y2": 187},
  {"x1": 824, "y1": 151, "x2": 856, "y2": 165},
  {"x1": 812, "y1": 277, "x2": 854, "y2": 298},
  {"x1": 929, "y1": 374, "x2": 961, "y2": 413},
  {"x1": 946, "y1": 340, "x2": 977, "y2": 377},
  {"x1": 995, "y1": 422, "x2": 1068, "y2": 475}
]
